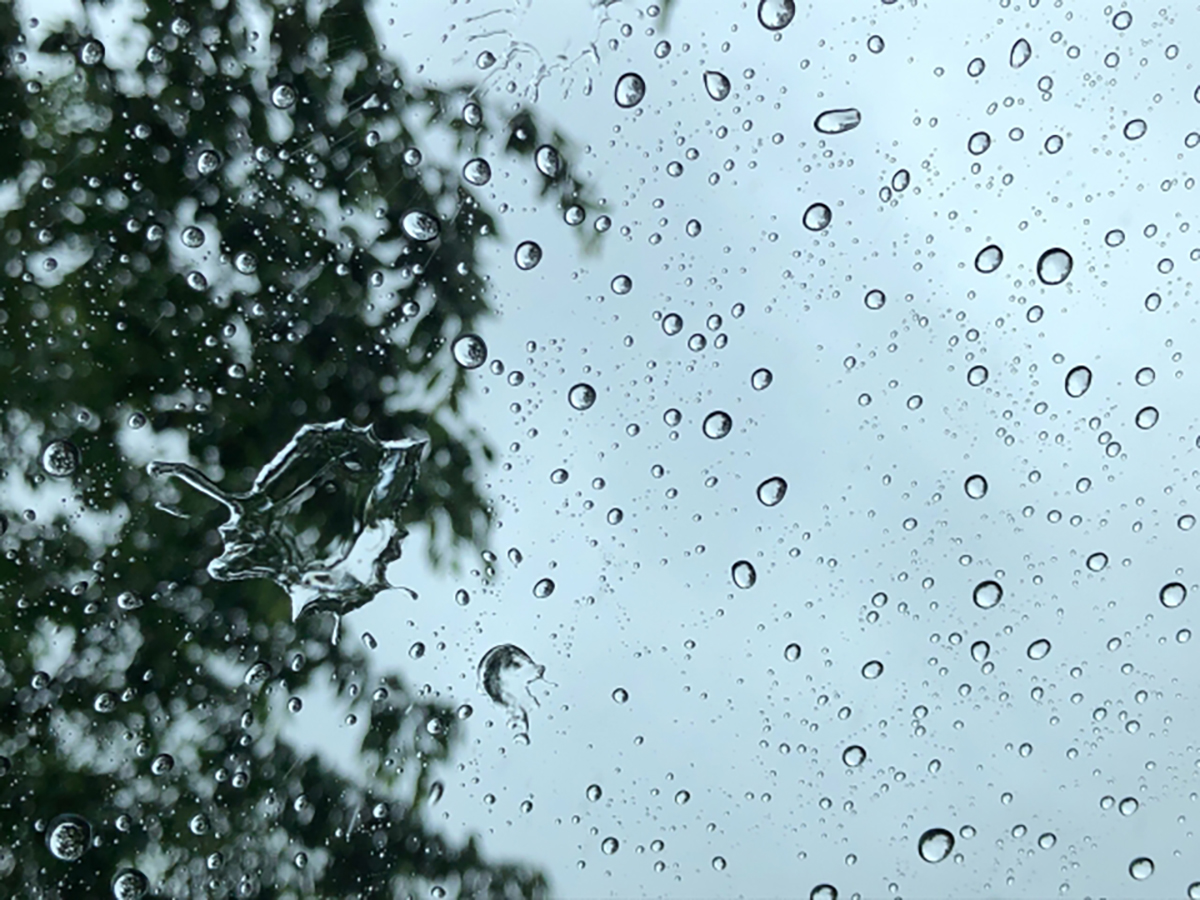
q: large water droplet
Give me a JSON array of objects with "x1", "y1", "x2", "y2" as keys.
[
  {"x1": 150, "y1": 421, "x2": 426, "y2": 625},
  {"x1": 41, "y1": 439, "x2": 81, "y2": 477},
  {"x1": 1026, "y1": 638, "x2": 1051, "y2": 660},
  {"x1": 532, "y1": 577, "x2": 555, "y2": 599},
  {"x1": 1128, "y1": 857, "x2": 1154, "y2": 880},
  {"x1": 270, "y1": 84, "x2": 297, "y2": 109},
  {"x1": 703, "y1": 410, "x2": 733, "y2": 439},
  {"x1": 1065, "y1": 365, "x2": 1092, "y2": 398},
  {"x1": 478, "y1": 644, "x2": 550, "y2": 742},
  {"x1": 973, "y1": 580, "x2": 1003, "y2": 609},
  {"x1": 462, "y1": 158, "x2": 492, "y2": 186},
  {"x1": 757, "y1": 0, "x2": 797, "y2": 30},
  {"x1": 703, "y1": 70, "x2": 731, "y2": 101},
  {"x1": 568, "y1": 383, "x2": 596, "y2": 410},
  {"x1": 731, "y1": 560, "x2": 757, "y2": 589},
  {"x1": 861, "y1": 660, "x2": 884, "y2": 679},
  {"x1": 79, "y1": 39, "x2": 105, "y2": 66},
  {"x1": 784, "y1": 643, "x2": 801, "y2": 661},
  {"x1": 534, "y1": 144, "x2": 561, "y2": 178},
  {"x1": 1037, "y1": 248, "x2": 1072, "y2": 284},
  {"x1": 111, "y1": 867, "x2": 149, "y2": 900},
  {"x1": 1086, "y1": 551, "x2": 1109, "y2": 571},
  {"x1": 514, "y1": 241, "x2": 542, "y2": 270},
  {"x1": 1135, "y1": 406, "x2": 1158, "y2": 429},
  {"x1": 757, "y1": 476, "x2": 788, "y2": 506},
  {"x1": 967, "y1": 365, "x2": 989, "y2": 386},
  {"x1": 803, "y1": 202, "x2": 832, "y2": 231},
  {"x1": 452, "y1": 334, "x2": 488, "y2": 369},
  {"x1": 814, "y1": 108, "x2": 861, "y2": 135},
  {"x1": 46, "y1": 814, "x2": 91, "y2": 861},
  {"x1": 614, "y1": 72, "x2": 646, "y2": 108},
  {"x1": 401, "y1": 210, "x2": 440, "y2": 242},
  {"x1": 1010, "y1": 38, "x2": 1032, "y2": 68},
  {"x1": 196, "y1": 149, "x2": 222, "y2": 175},
  {"x1": 1160, "y1": 582, "x2": 1187, "y2": 608},
  {"x1": 601, "y1": 837, "x2": 620, "y2": 855},
  {"x1": 1123, "y1": 118, "x2": 1147, "y2": 140},
  {"x1": 964, "y1": 474, "x2": 988, "y2": 499},
  {"x1": 967, "y1": 131, "x2": 992, "y2": 155},
  {"x1": 917, "y1": 827, "x2": 954, "y2": 863},
  {"x1": 971, "y1": 640, "x2": 990, "y2": 662},
  {"x1": 842, "y1": 745, "x2": 866, "y2": 767},
  {"x1": 974, "y1": 244, "x2": 1003, "y2": 273},
  {"x1": 752, "y1": 368, "x2": 773, "y2": 389}
]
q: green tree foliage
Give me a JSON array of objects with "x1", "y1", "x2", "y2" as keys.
[{"x1": 0, "y1": 0, "x2": 586, "y2": 894}]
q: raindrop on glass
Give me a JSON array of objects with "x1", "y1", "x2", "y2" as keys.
[
  {"x1": 752, "y1": 368, "x2": 773, "y2": 389},
  {"x1": 1086, "y1": 552, "x2": 1108, "y2": 571},
  {"x1": 757, "y1": 0, "x2": 796, "y2": 30},
  {"x1": 732, "y1": 560, "x2": 757, "y2": 589},
  {"x1": 784, "y1": 643, "x2": 801, "y2": 661},
  {"x1": 1027, "y1": 639, "x2": 1051, "y2": 660},
  {"x1": 1065, "y1": 365, "x2": 1092, "y2": 398},
  {"x1": 974, "y1": 244, "x2": 1003, "y2": 273},
  {"x1": 401, "y1": 210, "x2": 440, "y2": 242},
  {"x1": 534, "y1": 145, "x2": 561, "y2": 178},
  {"x1": 568, "y1": 383, "x2": 596, "y2": 410},
  {"x1": 964, "y1": 474, "x2": 988, "y2": 499},
  {"x1": 704, "y1": 71, "x2": 731, "y2": 101},
  {"x1": 1134, "y1": 406, "x2": 1158, "y2": 429},
  {"x1": 1037, "y1": 248, "x2": 1073, "y2": 284},
  {"x1": 918, "y1": 827, "x2": 954, "y2": 863},
  {"x1": 803, "y1": 202, "x2": 832, "y2": 231},
  {"x1": 967, "y1": 131, "x2": 992, "y2": 155},
  {"x1": 462, "y1": 158, "x2": 492, "y2": 186},
  {"x1": 41, "y1": 439, "x2": 80, "y2": 477},
  {"x1": 532, "y1": 578, "x2": 555, "y2": 599},
  {"x1": 757, "y1": 476, "x2": 788, "y2": 506},
  {"x1": 514, "y1": 241, "x2": 542, "y2": 270},
  {"x1": 1160, "y1": 582, "x2": 1187, "y2": 608},
  {"x1": 814, "y1": 109, "x2": 862, "y2": 135},
  {"x1": 46, "y1": 814, "x2": 91, "y2": 861},
  {"x1": 111, "y1": 868, "x2": 149, "y2": 900},
  {"x1": 270, "y1": 84, "x2": 296, "y2": 109},
  {"x1": 452, "y1": 334, "x2": 488, "y2": 369},
  {"x1": 973, "y1": 580, "x2": 1003, "y2": 609},
  {"x1": 1009, "y1": 38, "x2": 1032, "y2": 68},
  {"x1": 614, "y1": 72, "x2": 646, "y2": 108},
  {"x1": 703, "y1": 411, "x2": 733, "y2": 438},
  {"x1": 842, "y1": 745, "x2": 866, "y2": 767},
  {"x1": 1128, "y1": 857, "x2": 1154, "y2": 880}
]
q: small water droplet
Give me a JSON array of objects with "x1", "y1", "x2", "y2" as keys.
[
  {"x1": 968, "y1": 131, "x2": 992, "y2": 155},
  {"x1": 784, "y1": 643, "x2": 801, "y2": 661},
  {"x1": 514, "y1": 241, "x2": 543, "y2": 270},
  {"x1": 111, "y1": 867, "x2": 149, "y2": 900},
  {"x1": 803, "y1": 202, "x2": 832, "y2": 231},
  {"x1": 967, "y1": 57, "x2": 985, "y2": 76},
  {"x1": 534, "y1": 145, "x2": 561, "y2": 178},
  {"x1": 814, "y1": 108, "x2": 861, "y2": 135},
  {"x1": 703, "y1": 411, "x2": 733, "y2": 439},
  {"x1": 79, "y1": 39, "x2": 105, "y2": 66},
  {"x1": 842, "y1": 745, "x2": 866, "y2": 767},
  {"x1": 917, "y1": 827, "x2": 954, "y2": 863},
  {"x1": 974, "y1": 244, "x2": 1003, "y2": 273},
  {"x1": 587, "y1": 784, "x2": 603, "y2": 801},
  {"x1": 452, "y1": 334, "x2": 488, "y2": 369},
  {"x1": 973, "y1": 580, "x2": 1003, "y2": 609},
  {"x1": 196, "y1": 149, "x2": 222, "y2": 175},
  {"x1": 751, "y1": 368, "x2": 773, "y2": 389},
  {"x1": 401, "y1": 210, "x2": 440, "y2": 242},
  {"x1": 1160, "y1": 582, "x2": 1187, "y2": 608},
  {"x1": 1010, "y1": 38, "x2": 1032, "y2": 68},
  {"x1": 964, "y1": 474, "x2": 988, "y2": 499},
  {"x1": 1065, "y1": 365, "x2": 1092, "y2": 398},
  {"x1": 703, "y1": 70, "x2": 731, "y2": 101},
  {"x1": 757, "y1": 476, "x2": 788, "y2": 506},
  {"x1": 967, "y1": 365, "x2": 989, "y2": 386},
  {"x1": 1135, "y1": 406, "x2": 1159, "y2": 429},
  {"x1": 1128, "y1": 857, "x2": 1154, "y2": 880},
  {"x1": 270, "y1": 84, "x2": 296, "y2": 109},
  {"x1": 1086, "y1": 551, "x2": 1108, "y2": 572},
  {"x1": 568, "y1": 383, "x2": 597, "y2": 410},
  {"x1": 864, "y1": 288, "x2": 886, "y2": 310},
  {"x1": 757, "y1": 0, "x2": 796, "y2": 30},
  {"x1": 463, "y1": 158, "x2": 492, "y2": 185},
  {"x1": 601, "y1": 837, "x2": 620, "y2": 855},
  {"x1": 1027, "y1": 638, "x2": 1051, "y2": 660},
  {"x1": 732, "y1": 560, "x2": 757, "y2": 589},
  {"x1": 971, "y1": 640, "x2": 990, "y2": 662},
  {"x1": 861, "y1": 660, "x2": 884, "y2": 679},
  {"x1": 1037, "y1": 248, "x2": 1073, "y2": 284},
  {"x1": 533, "y1": 578, "x2": 555, "y2": 599},
  {"x1": 41, "y1": 439, "x2": 80, "y2": 477}
]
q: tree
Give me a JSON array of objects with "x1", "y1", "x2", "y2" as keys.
[{"x1": 0, "y1": 0, "x2": 590, "y2": 895}]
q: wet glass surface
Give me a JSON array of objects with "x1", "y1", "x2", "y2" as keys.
[{"x1": 3, "y1": 0, "x2": 1200, "y2": 897}]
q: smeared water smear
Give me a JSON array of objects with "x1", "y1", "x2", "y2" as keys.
[
  {"x1": 148, "y1": 420, "x2": 425, "y2": 631},
  {"x1": 478, "y1": 643, "x2": 553, "y2": 742}
]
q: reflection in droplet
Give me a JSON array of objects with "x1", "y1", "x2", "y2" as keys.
[
  {"x1": 757, "y1": 0, "x2": 797, "y2": 30},
  {"x1": 196, "y1": 149, "x2": 222, "y2": 175},
  {"x1": 270, "y1": 84, "x2": 297, "y2": 109},
  {"x1": 534, "y1": 145, "x2": 561, "y2": 178},
  {"x1": 478, "y1": 644, "x2": 551, "y2": 742},
  {"x1": 1010, "y1": 38, "x2": 1032, "y2": 68},
  {"x1": 964, "y1": 474, "x2": 988, "y2": 499},
  {"x1": 918, "y1": 827, "x2": 954, "y2": 863},
  {"x1": 111, "y1": 868, "x2": 149, "y2": 900},
  {"x1": 1045, "y1": 134, "x2": 1064, "y2": 153},
  {"x1": 401, "y1": 210, "x2": 440, "y2": 242},
  {"x1": 462, "y1": 158, "x2": 492, "y2": 185},
  {"x1": 614, "y1": 72, "x2": 646, "y2": 108},
  {"x1": 732, "y1": 560, "x2": 757, "y2": 589},
  {"x1": 803, "y1": 202, "x2": 832, "y2": 231},
  {"x1": 452, "y1": 334, "x2": 488, "y2": 369},
  {"x1": 587, "y1": 784, "x2": 602, "y2": 801},
  {"x1": 46, "y1": 814, "x2": 91, "y2": 861},
  {"x1": 703, "y1": 410, "x2": 733, "y2": 439},
  {"x1": 514, "y1": 240, "x2": 542, "y2": 270},
  {"x1": 79, "y1": 39, "x2": 106, "y2": 66},
  {"x1": 757, "y1": 476, "x2": 788, "y2": 506},
  {"x1": 704, "y1": 71, "x2": 731, "y2": 101},
  {"x1": 1160, "y1": 582, "x2": 1187, "y2": 608},
  {"x1": 974, "y1": 244, "x2": 1003, "y2": 273},
  {"x1": 568, "y1": 383, "x2": 596, "y2": 410},
  {"x1": 814, "y1": 108, "x2": 862, "y2": 135},
  {"x1": 1065, "y1": 365, "x2": 1092, "y2": 398},
  {"x1": 973, "y1": 580, "x2": 1003, "y2": 609}
]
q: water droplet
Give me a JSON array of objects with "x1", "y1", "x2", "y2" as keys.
[
  {"x1": 757, "y1": 0, "x2": 796, "y2": 30},
  {"x1": 533, "y1": 578, "x2": 555, "y2": 599},
  {"x1": 842, "y1": 745, "x2": 866, "y2": 767},
  {"x1": 864, "y1": 289, "x2": 886, "y2": 310},
  {"x1": 861, "y1": 660, "x2": 884, "y2": 679},
  {"x1": 234, "y1": 251, "x2": 257, "y2": 274},
  {"x1": 462, "y1": 158, "x2": 492, "y2": 185},
  {"x1": 41, "y1": 439, "x2": 80, "y2": 477},
  {"x1": 1027, "y1": 639, "x2": 1051, "y2": 660},
  {"x1": 703, "y1": 410, "x2": 733, "y2": 439},
  {"x1": 514, "y1": 240, "x2": 542, "y2": 270},
  {"x1": 784, "y1": 643, "x2": 801, "y2": 661},
  {"x1": 534, "y1": 144, "x2": 561, "y2": 178},
  {"x1": 612, "y1": 687, "x2": 629, "y2": 703},
  {"x1": 675, "y1": 789, "x2": 690, "y2": 804},
  {"x1": 964, "y1": 474, "x2": 988, "y2": 499},
  {"x1": 150, "y1": 752, "x2": 174, "y2": 775},
  {"x1": 93, "y1": 691, "x2": 116, "y2": 713},
  {"x1": 1128, "y1": 857, "x2": 1154, "y2": 880},
  {"x1": 967, "y1": 57, "x2": 985, "y2": 77},
  {"x1": 732, "y1": 560, "x2": 757, "y2": 589},
  {"x1": 813, "y1": 108, "x2": 862, "y2": 135},
  {"x1": 1045, "y1": 134, "x2": 1064, "y2": 153},
  {"x1": 79, "y1": 39, "x2": 105, "y2": 66},
  {"x1": 974, "y1": 244, "x2": 1003, "y2": 273},
  {"x1": 568, "y1": 383, "x2": 597, "y2": 410},
  {"x1": 752, "y1": 368, "x2": 773, "y2": 389},
  {"x1": 1065, "y1": 365, "x2": 1092, "y2": 398},
  {"x1": 587, "y1": 784, "x2": 603, "y2": 801},
  {"x1": 971, "y1": 640, "x2": 990, "y2": 662},
  {"x1": 1037, "y1": 247, "x2": 1073, "y2": 284},
  {"x1": 968, "y1": 131, "x2": 992, "y2": 155},
  {"x1": 757, "y1": 476, "x2": 788, "y2": 506},
  {"x1": 270, "y1": 84, "x2": 296, "y2": 109},
  {"x1": 973, "y1": 580, "x2": 1003, "y2": 609},
  {"x1": 965, "y1": 365, "x2": 989, "y2": 387},
  {"x1": 712, "y1": 856, "x2": 727, "y2": 871},
  {"x1": 614, "y1": 72, "x2": 646, "y2": 108},
  {"x1": 704, "y1": 70, "x2": 731, "y2": 101},
  {"x1": 479, "y1": 644, "x2": 550, "y2": 741},
  {"x1": 181, "y1": 225, "x2": 205, "y2": 248},
  {"x1": 1113, "y1": 10, "x2": 1133, "y2": 29},
  {"x1": 401, "y1": 210, "x2": 440, "y2": 242},
  {"x1": 655, "y1": 40, "x2": 671, "y2": 58},
  {"x1": 803, "y1": 202, "x2": 832, "y2": 231},
  {"x1": 1160, "y1": 582, "x2": 1187, "y2": 608},
  {"x1": 1119, "y1": 796, "x2": 1139, "y2": 816},
  {"x1": 452, "y1": 334, "x2": 488, "y2": 369},
  {"x1": 917, "y1": 827, "x2": 955, "y2": 863},
  {"x1": 1135, "y1": 406, "x2": 1159, "y2": 429},
  {"x1": 196, "y1": 149, "x2": 222, "y2": 175},
  {"x1": 601, "y1": 837, "x2": 620, "y2": 855},
  {"x1": 1010, "y1": 38, "x2": 1032, "y2": 68},
  {"x1": 867, "y1": 34, "x2": 885, "y2": 53},
  {"x1": 476, "y1": 50, "x2": 496, "y2": 69},
  {"x1": 1135, "y1": 366, "x2": 1156, "y2": 386},
  {"x1": 46, "y1": 814, "x2": 91, "y2": 861},
  {"x1": 611, "y1": 274, "x2": 633, "y2": 294},
  {"x1": 111, "y1": 867, "x2": 149, "y2": 900}
]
